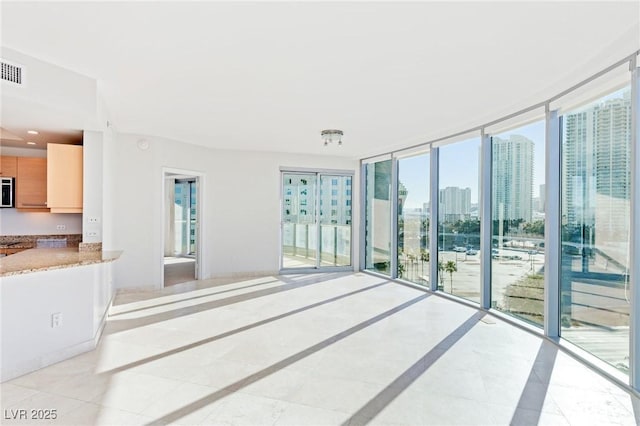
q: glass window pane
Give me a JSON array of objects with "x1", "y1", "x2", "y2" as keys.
[
  {"x1": 319, "y1": 175, "x2": 352, "y2": 267},
  {"x1": 282, "y1": 173, "x2": 318, "y2": 268},
  {"x1": 438, "y1": 138, "x2": 481, "y2": 302},
  {"x1": 491, "y1": 121, "x2": 545, "y2": 327},
  {"x1": 365, "y1": 160, "x2": 392, "y2": 275},
  {"x1": 560, "y1": 87, "x2": 631, "y2": 374},
  {"x1": 397, "y1": 153, "x2": 430, "y2": 286}
]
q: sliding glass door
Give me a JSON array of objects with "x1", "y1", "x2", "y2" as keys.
[
  {"x1": 281, "y1": 171, "x2": 352, "y2": 271},
  {"x1": 282, "y1": 173, "x2": 318, "y2": 268}
]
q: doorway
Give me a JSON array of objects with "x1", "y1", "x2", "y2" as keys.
[
  {"x1": 280, "y1": 170, "x2": 353, "y2": 272},
  {"x1": 163, "y1": 171, "x2": 202, "y2": 287}
]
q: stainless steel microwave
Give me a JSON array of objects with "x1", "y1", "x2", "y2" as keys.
[{"x1": 1, "y1": 177, "x2": 15, "y2": 208}]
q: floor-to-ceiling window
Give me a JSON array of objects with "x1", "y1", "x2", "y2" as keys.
[
  {"x1": 397, "y1": 152, "x2": 430, "y2": 285},
  {"x1": 358, "y1": 56, "x2": 639, "y2": 388},
  {"x1": 438, "y1": 138, "x2": 481, "y2": 302},
  {"x1": 560, "y1": 86, "x2": 632, "y2": 374},
  {"x1": 364, "y1": 159, "x2": 392, "y2": 275},
  {"x1": 491, "y1": 121, "x2": 546, "y2": 326}
]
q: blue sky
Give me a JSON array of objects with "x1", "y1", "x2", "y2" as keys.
[{"x1": 399, "y1": 120, "x2": 545, "y2": 208}]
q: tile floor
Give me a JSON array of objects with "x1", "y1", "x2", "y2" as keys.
[{"x1": 1, "y1": 272, "x2": 639, "y2": 425}]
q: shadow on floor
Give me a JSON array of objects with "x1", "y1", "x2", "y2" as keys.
[
  {"x1": 105, "y1": 272, "x2": 353, "y2": 333},
  {"x1": 144, "y1": 293, "x2": 430, "y2": 425},
  {"x1": 341, "y1": 310, "x2": 487, "y2": 425}
]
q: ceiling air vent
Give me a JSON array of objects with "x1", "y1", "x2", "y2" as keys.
[{"x1": 1, "y1": 60, "x2": 24, "y2": 85}]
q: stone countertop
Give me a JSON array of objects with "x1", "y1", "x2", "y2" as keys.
[
  {"x1": 0, "y1": 234, "x2": 82, "y2": 248},
  {"x1": 0, "y1": 248, "x2": 122, "y2": 278},
  {"x1": 0, "y1": 242, "x2": 34, "y2": 249}
]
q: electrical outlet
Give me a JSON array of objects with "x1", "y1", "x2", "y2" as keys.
[
  {"x1": 51, "y1": 312, "x2": 62, "y2": 328},
  {"x1": 88, "y1": 217, "x2": 100, "y2": 224},
  {"x1": 56, "y1": 225, "x2": 66, "y2": 230},
  {"x1": 87, "y1": 231, "x2": 98, "y2": 237}
]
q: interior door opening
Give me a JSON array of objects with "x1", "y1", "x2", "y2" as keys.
[{"x1": 163, "y1": 173, "x2": 200, "y2": 286}]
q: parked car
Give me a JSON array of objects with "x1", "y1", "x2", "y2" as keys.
[
  {"x1": 466, "y1": 249, "x2": 478, "y2": 255},
  {"x1": 453, "y1": 246, "x2": 467, "y2": 252}
]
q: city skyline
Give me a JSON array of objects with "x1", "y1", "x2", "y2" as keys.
[{"x1": 399, "y1": 121, "x2": 545, "y2": 209}]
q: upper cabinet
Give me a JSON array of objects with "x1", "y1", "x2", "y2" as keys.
[
  {"x1": 47, "y1": 144, "x2": 83, "y2": 213},
  {"x1": 0, "y1": 156, "x2": 18, "y2": 177},
  {"x1": 16, "y1": 157, "x2": 49, "y2": 212}
]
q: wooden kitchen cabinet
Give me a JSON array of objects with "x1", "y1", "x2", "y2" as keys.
[
  {"x1": 47, "y1": 143, "x2": 83, "y2": 213},
  {"x1": 0, "y1": 248, "x2": 26, "y2": 256},
  {"x1": 0, "y1": 156, "x2": 17, "y2": 177},
  {"x1": 16, "y1": 157, "x2": 49, "y2": 212}
]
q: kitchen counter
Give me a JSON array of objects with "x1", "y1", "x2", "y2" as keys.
[
  {"x1": 1, "y1": 247, "x2": 121, "y2": 382},
  {"x1": 0, "y1": 242, "x2": 34, "y2": 249},
  {"x1": 0, "y1": 247, "x2": 122, "y2": 277},
  {"x1": 0, "y1": 233, "x2": 82, "y2": 247}
]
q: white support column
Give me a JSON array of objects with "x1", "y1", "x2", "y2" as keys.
[
  {"x1": 629, "y1": 58, "x2": 640, "y2": 390},
  {"x1": 390, "y1": 156, "x2": 399, "y2": 279},
  {"x1": 315, "y1": 174, "x2": 322, "y2": 270},
  {"x1": 544, "y1": 106, "x2": 561, "y2": 338},
  {"x1": 359, "y1": 161, "x2": 367, "y2": 271},
  {"x1": 429, "y1": 148, "x2": 439, "y2": 292},
  {"x1": 480, "y1": 130, "x2": 492, "y2": 309}
]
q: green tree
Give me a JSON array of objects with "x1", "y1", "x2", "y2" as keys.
[
  {"x1": 438, "y1": 260, "x2": 445, "y2": 289},
  {"x1": 420, "y1": 250, "x2": 429, "y2": 277},
  {"x1": 444, "y1": 260, "x2": 457, "y2": 293},
  {"x1": 397, "y1": 249, "x2": 405, "y2": 277},
  {"x1": 523, "y1": 220, "x2": 545, "y2": 236}
]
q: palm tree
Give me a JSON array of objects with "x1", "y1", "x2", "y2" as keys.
[
  {"x1": 444, "y1": 260, "x2": 457, "y2": 293},
  {"x1": 407, "y1": 253, "x2": 416, "y2": 280},
  {"x1": 420, "y1": 250, "x2": 429, "y2": 277},
  {"x1": 438, "y1": 260, "x2": 445, "y2": 290}
]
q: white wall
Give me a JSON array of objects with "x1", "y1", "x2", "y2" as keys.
[
  {"x1": 106, "y1": 133, "x2": 359, "y2": 289},
  {"x1": 0, "y1": 146, "x2": 47, "y2": 158},
  {"x1": 102, "y1": 126, "x2": 116, "y2": 249},
  {"x1": 1, "y1": 47, "x2": 97, "y2": 120},
  {"x1": 0, "y1": 210, "x2": 82, "y2": 236},
  {"x1": 1, "y1": 261, "x2": 114, "y2": 382},
  {"x1": 82, "y1": 131, "x2": 103, "y2": 243},
  {"x1": 0, "y1": 147, "x2": 83, "y2": 236}
]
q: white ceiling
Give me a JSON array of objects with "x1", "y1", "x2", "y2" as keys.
[{"x1": 1, "y1": 1, "x2": 638, "y2": 158}]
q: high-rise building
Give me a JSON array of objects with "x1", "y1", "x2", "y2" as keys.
[
  {"x1": 562, "y1": 93, "x2": 631, "y2": 241},
  {"x1": 563, "y1": 109, "x2": 596, "y2": 227},
  {"x1": 398, "y1": 182, "x2": 408, "y2": 215},
  {"x1": 283, "y1": 176, "x2": 353, "y2": 226},
  {"x1": 593, "y1": 95, "x2": 632, "y2": 243},
  {"x1": 439, "y1": 186, "x2": 471, "y2": 222},
  {"x1": 491, "y1": 135, "x2": 534, "y2": 222},
  {"x1": 538, "y1": 184, "x2": 546, "y2": 212}
]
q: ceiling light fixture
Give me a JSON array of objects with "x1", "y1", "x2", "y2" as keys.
[
  {"x1": 27, "y1": 141, "x2": 36, "y2": 145},
  {"x1": 27, "y1": 130, "x2": 39, "y2": 135},
  {"x1": 321, "y1": 129, "x2": 343, "y2": 147}
]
